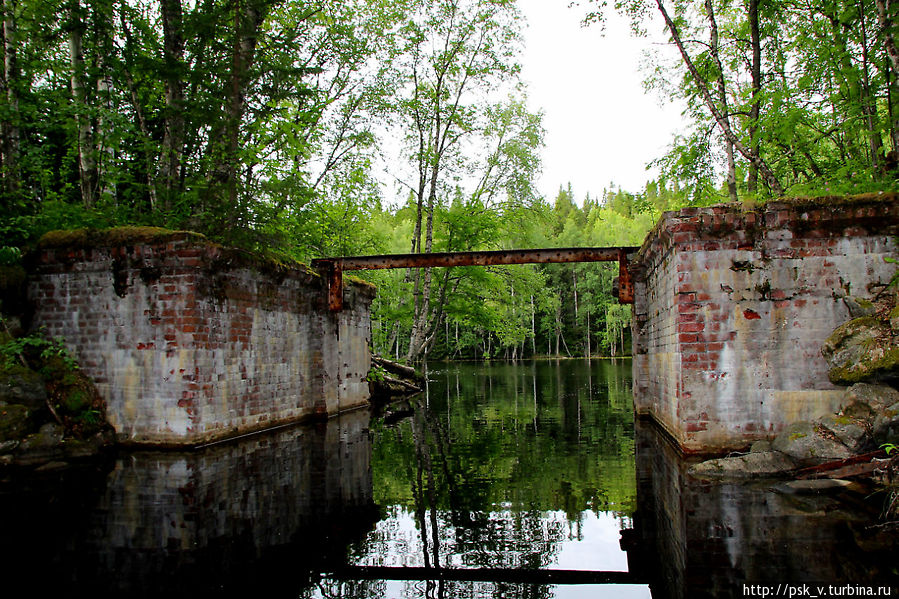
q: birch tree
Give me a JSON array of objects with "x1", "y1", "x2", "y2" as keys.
[{"x1": 388, "y1": 0, "x2": 538, "y2": 361}]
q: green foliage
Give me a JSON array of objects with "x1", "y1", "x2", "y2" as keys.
[
  {"x1": 882, "y1": 443, "x2": 898, "y2": 456},
  {"x1": 0, "y1": 328, "x2": 78, "y2": 373},
  {"x1": 0, "y1": 247, "x2": 21, "y2": 266},
  {"x1": 583, "y1": 0, "x2": 899, "y2": 200},
  {"x1": 366, "y1": 365, "x2": 387, "y2": 383},
  {"x1": 0, "y1": 320, "x2": 108, "y2": 438},
  {"x1": 370, "y1": 182, "x2": 654, "y2": 360}
]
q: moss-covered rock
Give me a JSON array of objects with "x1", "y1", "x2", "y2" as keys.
[
  {"x1": 844, "y1": 296, "x2": 876, "y2": 319},
  {"x1": 818, "y1": 413, "x2": 870, "y2": 452},
  {"x1": 0, "y1": 365, "x2": 48, "y2": 410},
  {"x1": 15, "y1": 422, "x2": 65, "y2": 465},
  {"x1": 890, "y1": 305, "x2": 899, "y2": 332},
  {"x1": 822, "y1": 316, "x2": 899, "y2": 384},
  {"x1": 846, "y1": 382, "x2": 899, "y2": 412},
  {"x1": 874, "y1": 402, "x2": 899, "y2": 445},
  {"x1": 688, "y1": 451, "x2": 798, "y2": 480},
  {"x1": 0, "y1": 404, "x2": 32, "y2": 442},
  {"x1": 771, "y1": 421, "x2": 853, "y2": 463}
]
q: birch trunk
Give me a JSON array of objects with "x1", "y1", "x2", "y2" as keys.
[
  {"x1": 876, "y1": 0, "x2": 899, "y2": 76},
  {"x1": 160, "y1": 0, "x2": 185, "y2": 212},
  {"x1": 656, "y1": 0, "x2": 784, "y2": 196},
  {"x1": 705, "y1": 0, "x2": 737, "y2": 203},
  {"x1": 68, "y1": 1, "x2": 97, "y2": 208},
  {"x1": 1, "y1": 0, "x2": 18, "y2": 194}
]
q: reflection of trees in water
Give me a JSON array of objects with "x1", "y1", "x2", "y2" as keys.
[
  {"x1": 322, "y1": 359, "x2": 638, "y2": 598},
  {"x1": 306, "y1": 359, "x2": 638, "y2": 599},
  {"x1": 411, "y1": 399, "x2": 569, "y2": 573},
  {"x1": 313, "y1": 577, "x2": 553, "y2": 599}
]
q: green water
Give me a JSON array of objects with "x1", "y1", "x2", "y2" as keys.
[{"x1": 307, "y1": 358, "x2": 647, "y2": 598}]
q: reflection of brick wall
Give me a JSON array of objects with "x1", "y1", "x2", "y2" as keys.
[
  {"x1": 28, "y1": 231, "x2": 375, "y2": 445},
  {"x1": 76, "y1": 411, "x2": 375, "y2": 595},
  {"x1": 631, "y1": 420, "x2": 885, "y2": 598},
  {"x1": 632, "y1": 196, "x2": 899, "y2": 453}
]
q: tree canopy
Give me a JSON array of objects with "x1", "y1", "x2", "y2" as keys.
[{"x1": 1, "y1": 0, "x2": 896, "y2": 361}]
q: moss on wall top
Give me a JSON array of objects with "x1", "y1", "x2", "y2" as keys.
[
  {"x1": 37, "y1": 226, "x2": 205, "y2": 249},
  {"x1": 769, "y1": 191, "x2": 899, "y2": 207},
  {"x1": 38, "y1": 226, "x2": 312, "y2": 275},
  {"x1": 33, "y1": 226, "x2": 377, "y2": 293}
]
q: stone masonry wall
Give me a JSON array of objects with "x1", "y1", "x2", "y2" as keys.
[
  {"x1": 632, "y1": 195, "x2": 899, "y2": 453},
  {"x1": 27, "y1": 229, "x2": 374, "y2": 446}
]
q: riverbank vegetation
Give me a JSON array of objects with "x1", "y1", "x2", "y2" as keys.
[{"x1": 1, "y1": 0, "x2": 898, "y2": 361}]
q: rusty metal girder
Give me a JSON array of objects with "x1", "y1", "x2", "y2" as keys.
[{"x1": 311, "y1": 246, "x2": 639, "y2": 311}]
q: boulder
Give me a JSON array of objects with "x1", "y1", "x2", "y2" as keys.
[
  {"x1": 844, "y1": 296, "x2": 876, "y2": 319},
  {"x1": 822, "y1": 317, "x2": 899, "y2": 385},
  {"x1": 873, "y1": 401, "x2": 899, "y2": 444},
  {"x1": 891, "y1": 305, "x2": 899, "y2": 332},
  {"x1": 846, "y1": 382, "x2": 899, "y2": 412},
  {"x1": 15, "y1": 422, "x2": 65, "y2": 465},
  {"x1": 688, "y1": 451, "x2": 797, "y2": 479},
  {"x1": 771, "y1": 421, "x2": 853, "y2": 463},
  {"x1": 20, "y1": 422, "x2": 65, "y2": 447},
  {"x1": 0, "y1": 365, "x2": 47, "y2": 410},
  {"x1": 818, "y1": 413, "x2": 871, "y2": 453},
  {"x1": 0, "y1": 404, "x2": 32, "y2": 442},
  {"x1": 750, "y1": 439, "x2": 772, "y2": 453}
]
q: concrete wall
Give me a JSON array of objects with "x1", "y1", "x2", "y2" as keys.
[
  {"x1": 632, "y1": 195, "x2": 899, "y2": 453},
  {"x1": 27, "y1": 229, "x2": 375, "y2": 446}
]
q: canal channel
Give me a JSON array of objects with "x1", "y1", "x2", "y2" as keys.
[{"x1": 0, "y1": 360, "x2": 895, "y2": 597}]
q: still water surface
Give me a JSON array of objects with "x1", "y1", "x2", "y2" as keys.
[
  {"x1": 0, "y1": 359, "x2": 895, "y2": 598},
  {"x1": 311, "y1": 359, "x2": 643, "y2": 599}
]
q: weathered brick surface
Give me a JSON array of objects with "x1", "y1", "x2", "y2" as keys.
[
  {"x1": 28, "y1": 235, "x2": 375, "y2": 445},
  {"x1": 632, "y1": 195, "x2": 899, "y2": 453}
]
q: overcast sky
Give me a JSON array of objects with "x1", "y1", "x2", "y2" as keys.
[{"x1": 517, "y1": 0, "x2": 685, "y2": 203}]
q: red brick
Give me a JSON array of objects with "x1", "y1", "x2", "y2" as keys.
[{"x1": 679, "y1": 322, "x2": 705, "y2": 333}]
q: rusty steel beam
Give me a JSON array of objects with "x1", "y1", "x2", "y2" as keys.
[
  {"x1": 313, "y1": 247, "x2": 636, "y2": 272},
  {"x1": 312, "y1": 247, "x2": 639, "y2": 311}
]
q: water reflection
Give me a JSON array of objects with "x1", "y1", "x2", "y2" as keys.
[
  {"x1": 308, "y1": 359, "x2": 644, "y2": 599},
  {"x1": 0, "y1": 410, "x2": 377, "y2": 597},
  {"x1": 629, "y1": 419, "x2": 899, "y2": 599},
  {"x1": 4, "y1": 359, "x2": 891, "y2": 599}
]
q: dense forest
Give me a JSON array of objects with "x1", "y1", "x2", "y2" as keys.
[{"x1": 1, "y1": 0, "x2": 898, "y2": 361}]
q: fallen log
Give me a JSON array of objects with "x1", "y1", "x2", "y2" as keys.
[
  {"x1": 382, "y1": 373, "x2": 421, "y2": 392},
  {"x1": 373, "y1": 356, "x2": 420, "y2": 381}
]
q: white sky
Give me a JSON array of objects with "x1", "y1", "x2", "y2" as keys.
[{"x1": 518, "y1": 0, "x2": 685, "y2": 203}]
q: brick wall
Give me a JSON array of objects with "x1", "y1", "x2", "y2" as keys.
[
  {"x1": 632, "y1": 195, "x2": 899, "y2": 453},
  {"x1": 28, "y1": 230, "x2": 375, "y2": 446}
]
